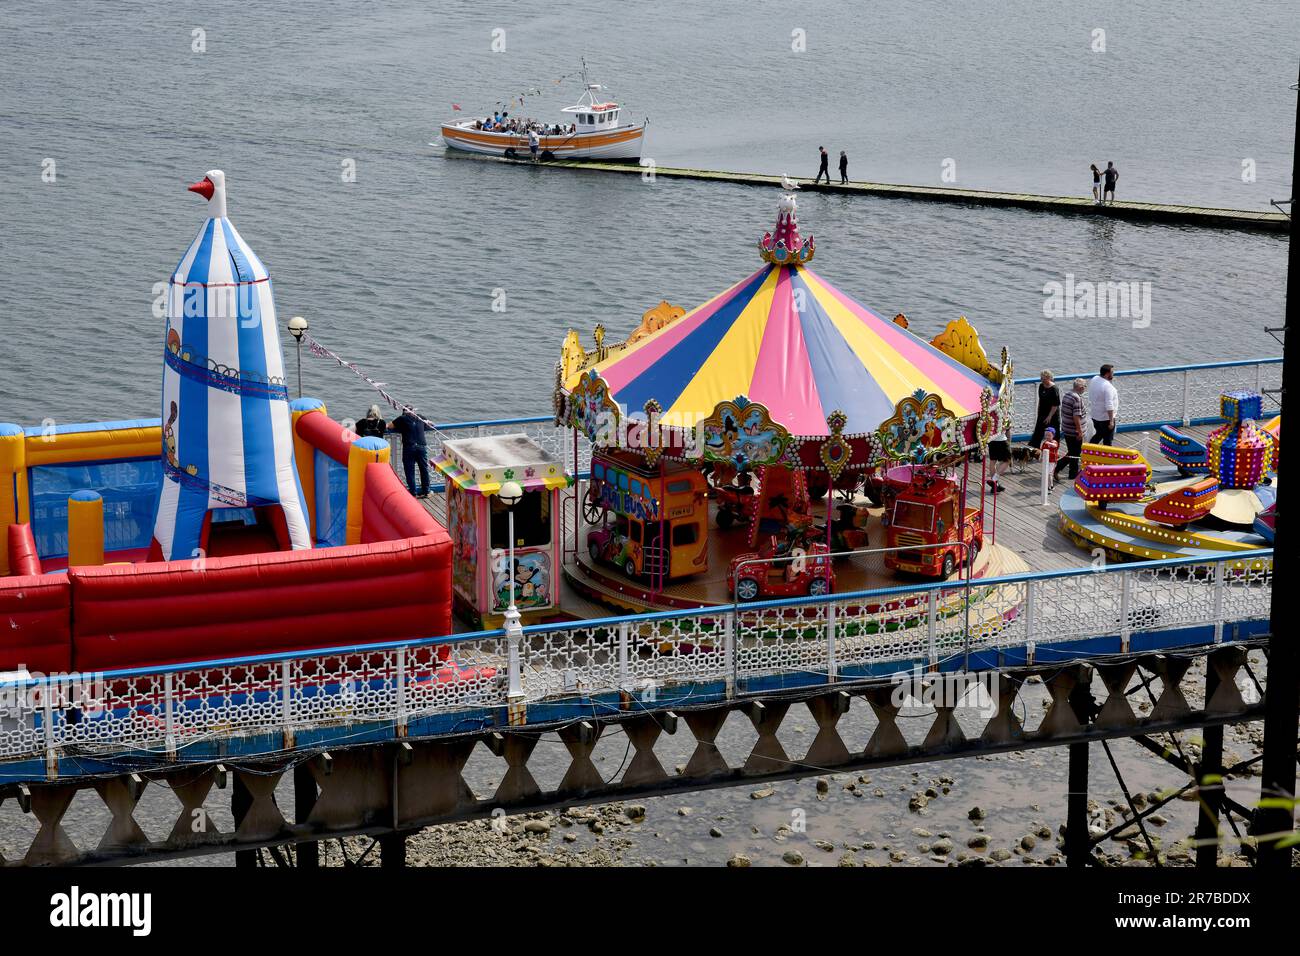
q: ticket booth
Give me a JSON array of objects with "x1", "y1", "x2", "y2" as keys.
[{"x1": 434, "y1": 434, "x2": 573, "y2": 628}]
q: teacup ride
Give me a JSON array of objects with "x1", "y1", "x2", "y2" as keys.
[{"x1": 1059, "y1": 391, "x2": 1276, "y2": 568}]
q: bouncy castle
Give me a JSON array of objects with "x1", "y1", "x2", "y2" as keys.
[{"x1": 0, "y1": 172, "x2": 453, "y2": 674}]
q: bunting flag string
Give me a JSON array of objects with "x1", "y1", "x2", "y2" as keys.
[{"x1": 304, "y1": 334, "x2": 438, "y2": 430}]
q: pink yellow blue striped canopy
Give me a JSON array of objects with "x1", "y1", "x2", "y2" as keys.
[{"x1": 565, "y1": 262, "x2": 999, "y2": 438}]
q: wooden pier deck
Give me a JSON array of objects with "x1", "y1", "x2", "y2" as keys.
[{"x1": 457, "y1": 153, "x2": 1289, "y2": 233}]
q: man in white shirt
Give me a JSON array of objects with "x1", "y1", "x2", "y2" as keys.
[{"x1": 1087, "y1": 364, "x2": 1119, "y2": 445}]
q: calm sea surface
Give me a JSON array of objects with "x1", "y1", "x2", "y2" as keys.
[{"x1": 0, "y1": 0, "x2": 1294, "y2": 428}]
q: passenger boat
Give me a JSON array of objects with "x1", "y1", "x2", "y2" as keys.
[{"x1": 440, "y1": 78, "x2": 645, "y2": 161}]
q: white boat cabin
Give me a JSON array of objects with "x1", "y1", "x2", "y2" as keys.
[{"x1": 562, "y1": 85, "x2": 625, "y2": 129}]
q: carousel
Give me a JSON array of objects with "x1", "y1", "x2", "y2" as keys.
[{"x1": 553, "y1": 191, "x2": 1029, "y2": 614}]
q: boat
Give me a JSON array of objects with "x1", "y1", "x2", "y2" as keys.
[{"x1": 440, "y1": 75, "x2": 645, "y2": 162}]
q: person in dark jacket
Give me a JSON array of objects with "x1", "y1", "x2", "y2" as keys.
[
  {"x1": 814, "y1": 146, "x2": 830, "y2": 184},
  {"x1": 839, "y1": 150, "x2": 849, "y2": 184},
  {"x1": 1029, "y1": 370, "x2": 1061, "y2": 447},
  {"x1": 355, "y1": 404, "x2": 387, "y2": 439},
  {"x1": 388, "y1": 406, "x2": 429, "y2": 497}
]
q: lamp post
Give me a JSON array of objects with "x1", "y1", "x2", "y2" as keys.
[
  {"x1": 288, "y1": 315, "x2": 308, "y2": 398},
  {"x1": 498, "y1": 480, "x2": 525, "y2": 706}
]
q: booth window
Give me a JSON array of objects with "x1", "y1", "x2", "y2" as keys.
[{"x1": 490, "y1": 490, "x2": 551, "y2": 548}]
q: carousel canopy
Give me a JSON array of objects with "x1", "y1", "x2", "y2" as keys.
[{"x1": 562, "y1": 201, "x2": 1000, "y2": 439}]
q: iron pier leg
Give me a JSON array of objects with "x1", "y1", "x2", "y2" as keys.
[
  {"x1": 1195, "y1": 666, "x2": 1224, "y2": 868},
  {"x1": 232, "y1": 774, "x2": 256, "y2": 869},
  {"x1": 294, "y1": 762, "x2": 319, "y2": 869},
  {"x1": 1065, "y1": 742, "x2": 1090, "y2": 867},
  {"x1": 380, "y1": 832, "x2": 407, "y2": 868}
]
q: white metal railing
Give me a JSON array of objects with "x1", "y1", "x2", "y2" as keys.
[
  {"x1": 1009, "y1": 358, "x2": 1282, "y2": 439},
  {"x1": 0, "y1": 550, "x2": 1272, "y2": 771}
]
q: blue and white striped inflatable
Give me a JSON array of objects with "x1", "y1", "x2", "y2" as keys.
[{"x1": 152, "y1": 170, "x2": 311, "y2": 560}]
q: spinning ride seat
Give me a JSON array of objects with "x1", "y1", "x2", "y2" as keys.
[
  {"x1": 1075, "y1": 443, "x2": 1151, "y2": 506},
  {"x1": 1253, "y1": 502, "x2": 1276, "y2": 543},
  {"x1": 1143, "y1": 477, "x2": 1219, "y2": 528},
  {"x1": 1074, "y1": 466, "x2": 1149, "y2": 506},
  {"x1": 1158, "y1": 426, "x2": 1209, "y2": 475}
]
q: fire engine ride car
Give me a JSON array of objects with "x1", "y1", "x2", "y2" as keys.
[{"x1": 881, "y1": 466, "x2": 983, "y2": 579}]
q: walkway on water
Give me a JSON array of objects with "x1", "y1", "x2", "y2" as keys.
[{"x1": 497, "y1": 157, "x2": 1290, "y2": 232}]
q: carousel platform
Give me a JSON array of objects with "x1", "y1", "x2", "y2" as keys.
[
  {"x1": 418, "y1": 481, "x2": 1035, "y2": 622},
  {"x1": 560, "y1": 498, "x2": 1030, "y2": 613}
]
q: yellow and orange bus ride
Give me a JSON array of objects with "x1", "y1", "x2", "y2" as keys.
[{"x1": 584, "y1": 449, "x2": 709, "y2": 584}]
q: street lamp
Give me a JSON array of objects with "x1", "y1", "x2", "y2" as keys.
[
  {"x1": 287, "y1": 315, "x2": 308, "y2": 398},
  {"x1": 498, "y1": 480, "x2": 525, "y2": 704}
]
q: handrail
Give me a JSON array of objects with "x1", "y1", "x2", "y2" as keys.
[
  {"x1": 1, "y1": 547, "x2": 1272, "y2": 692},
  {"x1": 1011, "y1": 356, "x2": 1281, "y2": 385},
  {"x1": 0, "y1": 546, "x2": 1272, "y2": 769}
]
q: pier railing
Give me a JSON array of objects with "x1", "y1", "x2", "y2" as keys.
[
  {"x1": 0, "y1": 550, "x2": 1272, "y2": 771},
  {"x1": 420, "y1": 358, "x2": 1282, "y2": 475},
  {"x1": 1008, "y1": 358, "x2": 1282, "y2": 441}
]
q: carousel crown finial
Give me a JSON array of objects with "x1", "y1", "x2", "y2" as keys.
[{"x1": 758, "y1": 190, "x2": 815, "y2": 265}]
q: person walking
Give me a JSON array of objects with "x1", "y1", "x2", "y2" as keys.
[
  {"x1": 1029, "y1": 369, "x2": 1061, "y2": 448},
  {"x1": 355, "y1": 404, "x2": 387, "y2": 439},
  {"x1": 986, "y1": 425, "x2": 1012, "y2": 494},
  {"x1": 388, "y1": 405, "x2": 430, "y2": 498},
  {"x1": 1087, "y1": 364, "x2": 1119, "y2": 445},
  {"x1": 839, "y1": 150, "x2": 849, "y2": 184},
  {"x1": 1102, "y1": 161, "x2": 1119, "y2": 203},
  {"x1": 814, "y1": 146, "x2": 830, "y2": 184},
  {"x1": 1090, "y1": 164, "x2": 1102, "y2": 203},
  {"x1": 1053, "y1": 378, "x2": 1088, "y2": 482}
]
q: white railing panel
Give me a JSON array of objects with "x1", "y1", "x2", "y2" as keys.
[{"x1": 0, "y1": 553, "x2": 1272, "y2": 765}]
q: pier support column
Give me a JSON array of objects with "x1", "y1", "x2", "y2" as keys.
[
  {"x1": 294, "y1": 762, "x2": 319, "y2": 869},
  {"x1": 232, "y1": 774, "x2": 256, "y2": 869},
  {"x1": 1195, "y1": 664, "x2": 1225, "y2": 868},
  {"x1": 380, "y1": 832, "x2": 407, "y2": 868},
  {"x1": 1065, "y1": 742, "x2": 1090, "y2": 867}
]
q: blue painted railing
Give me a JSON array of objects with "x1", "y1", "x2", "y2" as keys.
[{"x1": 0, "y1": 547, "x2": 1273, "y2": 779}]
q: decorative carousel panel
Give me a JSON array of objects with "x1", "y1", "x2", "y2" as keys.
[
  {"x1": 875, "y1": 390, "x2": 962, "y2": 465},
  {"x1": 567, "y1": 369, "x2": 621, "y2": 444},
  {"x1": 700, "y1": 396, "x2": 792, "y2": 469}
]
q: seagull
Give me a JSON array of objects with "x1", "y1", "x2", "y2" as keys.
[{"x1": 780, "y1": 174, "x2": 800, "y2": 191}]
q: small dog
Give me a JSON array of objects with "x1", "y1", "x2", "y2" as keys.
[{"x1": 1009, "y1": 444, "x2": 1042, "y2": 472}]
